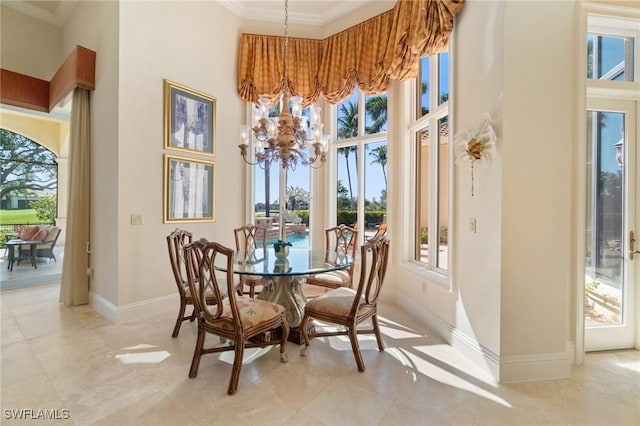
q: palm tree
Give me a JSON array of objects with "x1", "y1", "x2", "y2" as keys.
[
  {"x1": 369, "y1": 145, "x2": 387, "y2": 187},
  {"x1": 421, "y1": 81, "x2": 429, "y2": 116},
  {"x1": 337, "y1": 146, "x2": 357, "y2": 208},
  {"x1": 337, "y1": 101, "x2": 358, "y2": 139},
  {"x1": 263, "y1": 102, "x2": 281, "y2": 217},
  {"x1": 337, "y1": 101, "x2": 359, "y2": 207},
  {"x1": 365, "y1": 95, "x2": 388, "y2": 133}
]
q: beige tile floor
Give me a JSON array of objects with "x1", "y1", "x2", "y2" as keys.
[{"x1": 1, "y1": 282, "x2": 639, "y2": 426}]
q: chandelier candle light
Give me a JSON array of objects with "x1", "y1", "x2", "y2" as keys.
[{"x1": 238, "y1": 0, "x2": 330, "y2": 251}]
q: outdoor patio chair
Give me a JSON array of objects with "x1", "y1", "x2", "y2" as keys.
[{"x1": 35, "y1": 226, "x2": 60, "y2": 262}]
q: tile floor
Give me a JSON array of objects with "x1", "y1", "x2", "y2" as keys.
[{"x1": 1, "y1": 282, "x2": 639, "y2": 425}]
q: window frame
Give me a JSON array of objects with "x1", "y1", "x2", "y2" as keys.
[
  {"x1": 243, "y1": 101, "x2": 314, "y2": 247},
  {"x1": 403, "y1": 49, "x2": 453, "y2": 287},
  {"x1": 331, "y1": 88, "x2": 389, "y2": 248}
]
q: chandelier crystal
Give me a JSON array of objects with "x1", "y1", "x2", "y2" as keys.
[{"x1": 238, "y1": 0, "x2": 329, "y2": 170}]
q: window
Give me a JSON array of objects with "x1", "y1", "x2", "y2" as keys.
[
  {"x1": 334, "y1": 87, "x2": 388, "y2": 242},
  {"x1": 587, "y1": 33, "x2": 634, "y2": 81},
  {"x1": 250, "y1": 101, "x2": 311, "y2": 248},
  {"x1": 412, "y1": 52, "x2": 450, "y2": 273}
]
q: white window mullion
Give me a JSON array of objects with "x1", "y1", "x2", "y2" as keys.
[{"x1": 432, "y1": 55, "x2": 442, "y2": 269}]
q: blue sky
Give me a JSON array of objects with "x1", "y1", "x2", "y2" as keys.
[
  {"x1": 254, "y1": 89, "x2": 388, "y2": 207},
  {"x1": 589, "y1": 34, "x2": 627, "y2": 173}
]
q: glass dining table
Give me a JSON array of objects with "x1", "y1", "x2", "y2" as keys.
[{"x1": 217, "y1": 247, "x2": 353, "y2": 344}]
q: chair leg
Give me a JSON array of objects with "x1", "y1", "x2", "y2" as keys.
[
  {"x1": 348, "y1": 325, "x2": 365, "y2": 372},
  {"x1": 228, "y1": 342, "x2": 245, "y2": 395},
  {"x1": 280, "y1": 320, "x2": 290, "y2": 362},
  {"x1": 371, "y1": 314, "x2": 385, "y2": 352},
  {"x1": 172, "y1": 299, "x2": 187, "y2": 337},
  {"x1": 189, "y1": 327, "x2": 206, "y2": 378},
  {"x1": 299, "y1": 313, "x2": 311, "y2": 356}
]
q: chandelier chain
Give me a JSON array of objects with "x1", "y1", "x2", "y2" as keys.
[{"x1": 284, "y1": 0, "x2": 289, "y2": 95}]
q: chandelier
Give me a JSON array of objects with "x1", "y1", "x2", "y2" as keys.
[{"x1": 238, "y1": 0, "x2": 329, "y2": 170}]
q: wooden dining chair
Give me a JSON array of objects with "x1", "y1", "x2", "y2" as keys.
[
  {"x1": 184, "y1": 238, "x2": 289, "y2": 395},
  {"x1": 300, "y1": 236, "x2": 390, "y2": 372},
  {"x1": 233, "y1": 224, "x2": 268, "y2": 298},
  {"x1": 306, "y1": 224, "x2": 358, "y2": 290},
  {"x1": 166, "y1": 228, "x2": 221, "y2": 337}
]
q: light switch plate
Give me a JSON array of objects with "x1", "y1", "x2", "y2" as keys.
[{"x1": 131, "y1": 214, "x2": 143, "y2": 225}]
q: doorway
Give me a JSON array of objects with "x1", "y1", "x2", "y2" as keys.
[{"x1": 584, "y1": 99, "x2": 637, "y2": 351}]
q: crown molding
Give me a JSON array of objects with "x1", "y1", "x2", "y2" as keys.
[{"x1": 219, "y1": 0, "x2": 374, "y2": 25}]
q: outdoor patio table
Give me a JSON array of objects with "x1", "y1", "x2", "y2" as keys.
[
  {"x1": 5, "y1": 240, "x2": 40, "y2": 271},
  {"x1": 216, "y1": 247, "x2": 353, "y2": 344}
]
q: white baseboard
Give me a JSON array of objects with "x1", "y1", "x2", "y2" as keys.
[
  {"x1": 396, "y1": 292, "x2": 500, "y2": 382},
  {"x1": 90, "y1": 291, "x2": 178, "y2": 324},
  {"x1": 396, "y1": 292, "x2": 573, "y2": 383},
  {"x1": 500, "y1": 343, "x2": 573, "y2": 383}
]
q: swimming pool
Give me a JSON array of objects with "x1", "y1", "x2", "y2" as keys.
[{"x1": 267, "y1": 233, "x2": 309, "y2": 247}]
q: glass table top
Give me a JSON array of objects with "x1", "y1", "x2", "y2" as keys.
[{"x1": 217, "y1": 248, "x2": 353, "y2": 277}]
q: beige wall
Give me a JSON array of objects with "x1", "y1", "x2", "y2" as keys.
[
  {"x1": 394, "y1": 0, "x2": 505, "y2": 378},
  {"x1": 59, "y1": 1, "x2": 244, "y2": 307},
  {"x1": 0, "y1": 5, "x2": 62, "y2": 80},
  {"x1": 395, "y1": 0, "x2": 578, "y2": 381},
  {"x1": 62, "y1": 0, "x2": 120, "y2": 304},
  {"x1": 115, "y1": 1, "x2": 244, "y2": 306},
  {"x1": 500, "y1": 0, "x2": 575, "y2": 364}
]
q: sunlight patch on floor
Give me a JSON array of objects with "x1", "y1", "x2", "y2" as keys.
[
  {"x1": 115, "y1": 346, "x2": 171, "y2": 365},
  {"x1": 404, "y1": 348, "x2": 510, "y2": 407}
]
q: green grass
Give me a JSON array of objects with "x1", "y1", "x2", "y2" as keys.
[{"x1": 0, "y1": 209, "x2": 39, "y2": 224}]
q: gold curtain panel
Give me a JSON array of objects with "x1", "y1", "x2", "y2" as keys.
[{"x1": 237, "y1": 0, "x2": 465, "y2": 105}]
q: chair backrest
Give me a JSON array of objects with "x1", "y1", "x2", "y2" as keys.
[
  {"x1": 325, "y1": 225, "x2": 358, "y2": 266},
  {"x1": 234, "y1": 224, "x2": 267, "y2": 261},
  {"x1": 184, "y1": 238, "x2": 240, "y2": 326},
  {"x1": 43, "y1": 227, "x2": 61, "y2": 245},
  {"x1": 36, "y1": 227, "x2": 60, "y2": 250},
  {"x1": 372, "y1": 223, "x2": 387, "y2": 239},
  {"x1": 167, "y1": 228, "x2": 193, "y2": 296},
  {"x1": 351, "y1": 237, "x2": 390, "y2": 314}
]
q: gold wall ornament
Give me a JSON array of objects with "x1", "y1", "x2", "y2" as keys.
[{"x1": 454, "y1": 114, "x2": 496, "y2": 196}]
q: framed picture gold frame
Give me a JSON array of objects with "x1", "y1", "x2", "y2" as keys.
[
  {"x1": 164, "y1": 80, "x2": 216, "y2": 156},
  {"x1": 164, "y1": 154, "x2": 215, "y2": 223}
]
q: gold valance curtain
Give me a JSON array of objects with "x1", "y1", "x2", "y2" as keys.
[{"x1": 237, "y1": 0, "x2": 465, "y2": 105}]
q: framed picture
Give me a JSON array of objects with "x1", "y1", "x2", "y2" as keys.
[
  {"x1": 164, "y1": 80, "x2": 216, "y2": 156},
  {"x1": 164, "y1": 154, "x2": 215, "y2": 223}
]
